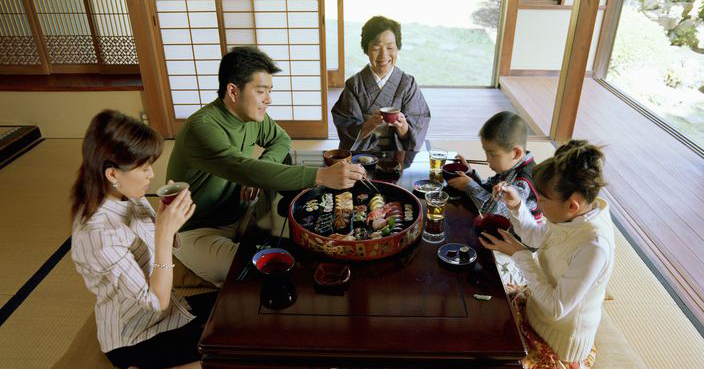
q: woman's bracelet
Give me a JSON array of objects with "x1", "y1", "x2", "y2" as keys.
[{"x1": 153, "y1": 262, "x2": 175, "y2": 269}]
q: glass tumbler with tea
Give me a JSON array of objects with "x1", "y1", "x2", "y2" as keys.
[
  {"x1": 429, "y1": 149, "x2": 448, "y2": 174},
  {"x1": 423, "y1": 190, "x2": 449, "y2": 243}
]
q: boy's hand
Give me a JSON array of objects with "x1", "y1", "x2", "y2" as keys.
[
  {"x1": 478, "y1": 229, "x2": 525, "y2": 256},
  {"x1": 448, "y1": 171, "x2": 471, "y2": 190},
  {"x1": 455, "y1": 154, "x2": 472, "y2": 171},
  {"x1": 493, "y1": 181, "x2": 520, "y2": 211}
]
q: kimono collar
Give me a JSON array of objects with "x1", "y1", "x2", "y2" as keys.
[
  {"x1": 360, "y1": 65, "x2": 401, "y2": 95},
  {"x1": 369, "y1": 64, "x2": 394, "y2": 88}
]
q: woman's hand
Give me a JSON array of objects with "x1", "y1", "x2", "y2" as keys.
[
  {"x1": 478, "y1": 229, "x2": 525, "y2": 256},
  {"x1": 360, "y1": 111, "x2": 385, "y2": 138},
  {"x1": 493, "y1": 181, "x2": 521, "y2": 211},
  {"x1": 388, "y1": 112, "x2": 409, "y2": 138},
  {"x1": 156, "y1": 188, "x2": 196, "y2": 237}
]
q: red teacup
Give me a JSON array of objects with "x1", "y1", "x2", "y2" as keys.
[
  {"x1": 380, "y1": 107, "x2": 400, "y2": 123},
  {"x1": 156, "y1": 182, "x2": 189, "y2": 205},
  {"x1": 473, "y1": 213, "x2": 511, "y2": 239}
]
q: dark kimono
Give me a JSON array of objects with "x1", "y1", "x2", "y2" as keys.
[{"x1": 332, "y1": 65, "x2": 431, "y2": 151}]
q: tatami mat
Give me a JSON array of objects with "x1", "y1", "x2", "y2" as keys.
[
  {"x1": 0, "y1": 257, "x2": 95, "y2": 369},
  {"x1": 604, "y1": 231, "x2": 704, "y2": 368},
  {"x1": 0, "y1": 295, "x2": 10, "y2": 306},
  {"x1": 0, "y1": 139, "x2": 81, "y2": 295}
]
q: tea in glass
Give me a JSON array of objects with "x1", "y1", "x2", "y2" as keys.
[
  {"x1": 423, "y1": 190, "x2": 449, "y2": 243},
  {"x1": 429, "y1": 149, "x2": 448, "y2": 173}
]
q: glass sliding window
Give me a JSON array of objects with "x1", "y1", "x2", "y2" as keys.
[
  {"x1": 343, "y1": 0, "x2": 500, "y2": 86},
  {"x1": 606, "y1": 0, "x2": 704, "y2": 149}
]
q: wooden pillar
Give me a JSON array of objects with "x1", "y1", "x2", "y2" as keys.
[
  {"x1": 126, "y1": 0, "x2": 174, "y2": 138},
  {"x1": 593, "y1": 0, "x2": 624, "y2": 79},
  {"x1": 498, "y1": 0, "x2": 519, "y2": 77},
  {"x1": 550, "y1": 0, "x2": 600, "y2": 143}
]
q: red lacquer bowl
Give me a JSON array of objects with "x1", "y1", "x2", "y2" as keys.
[{"x1": 289, "y1": 180, "x2": 423, "y2": 261}]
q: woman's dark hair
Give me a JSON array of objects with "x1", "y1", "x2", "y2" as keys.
[
  {"x1": 217, "y1": 46, "x2": 281, "y2": 99},
  {"x1": 533, "y1": 140, "x2": 607, "y2": 203},
  {"x1": 479, "y1": 111, "x2": 527, "y2": 152},
  {"x1": 71, "y1": 110, "x2": 163, "y2": 223},
  {"x1": 360, "y1": 16, "x2": 402, "y2": 54}
]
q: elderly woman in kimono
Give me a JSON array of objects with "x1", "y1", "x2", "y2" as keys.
[{"x1": 332, "y1": 16, "x2": 431, "y2": 151}]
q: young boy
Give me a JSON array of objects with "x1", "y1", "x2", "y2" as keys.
[{"x1": 448, "y1": 111, "x2": 542, "y2": 285}]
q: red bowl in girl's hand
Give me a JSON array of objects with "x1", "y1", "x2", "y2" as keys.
[{"x1": 473, "y1": 213, "x2": 511, "y2": 239}]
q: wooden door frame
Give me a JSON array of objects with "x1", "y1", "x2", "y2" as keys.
[{"x1": 326, "y1": 0, "x2": 345, "y2": 88}]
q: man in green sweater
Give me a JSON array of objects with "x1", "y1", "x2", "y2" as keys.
[{"x1": 167, "y1": 47, "x2": 364, "y2": 287}]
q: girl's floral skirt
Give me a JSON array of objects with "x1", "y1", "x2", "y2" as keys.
[{"x1": 508, "y1": 285, "x2": 597, "y2": 369}]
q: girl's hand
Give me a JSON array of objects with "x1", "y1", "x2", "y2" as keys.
[
  {"x1": 493, "y1": 181, "x2": 521, "y2": 211},
  {"x1": 478, "y1": 229, "x2": 525, "y2": 256},
  {"x1": 388, "y1": 112, "x2": 409, "y2": 138},
  {"x1": 156, "y1": 188, "x2": 195, "y2": 236}
]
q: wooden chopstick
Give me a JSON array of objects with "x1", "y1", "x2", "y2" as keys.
[{"x1": 450, "y1": 158, "x2": 489, "y2": 165}]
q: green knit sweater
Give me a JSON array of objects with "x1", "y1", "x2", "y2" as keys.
[{"x1": 166, "y1": 99, "x2": 318, "y2": 231}]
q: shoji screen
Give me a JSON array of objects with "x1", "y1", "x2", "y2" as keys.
[
  {"x1": 0, "y1": 0, "x2": 43, "y2": 71},
  {"x1": 155, "y1": 0, "x2": 327, "y2": 137}
]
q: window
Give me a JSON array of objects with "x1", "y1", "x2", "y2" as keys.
[{"x1": 0, "y1": 0, "x2": 139, "y2": 74}]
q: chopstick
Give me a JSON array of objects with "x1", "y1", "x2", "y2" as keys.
[
  {"x1": 484, "y1": 170, "x2": 519, "y2": 215},
  {"x1": 450, "y1": 158, "x2": 489, "y2": 165},
  {"x1": 360, "y1": 176, "x2": 381, "y2": 193}
]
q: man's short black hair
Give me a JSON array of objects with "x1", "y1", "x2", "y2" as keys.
[
  {"x1": 217, "y1": 46, "x2": 281, "y2": 99},
  {"x1": 360, "y1": 16, "x2": 402, "y2": 54},
  {"x1": 479, "y1": 111, "x2": 528, "y2": 152}
]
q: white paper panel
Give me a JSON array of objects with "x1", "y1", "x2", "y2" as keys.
[
  {"x1": 200, "y1": 90, "x2": 218, "y2": 102},
  {"x1": 191, "y1": 28, "x2": 220, "y2": 43},
  {"x1": 198, "y1": 75, "x2": 219, "y2": 89},
  {"x1": 291, "y1": 76, "x2": 319, "y2": 90},
  {"x1": 193, "y1": 44, "x2": 221, "y2": 59},
  {"x1": 158, "y1": 13, "x2": 189, "y2": 28},
  {"x1": 169, "y1": 75, "x2": 199, "y2": 89},
  {"x1": 254, "y1": 12, "x2": 286, "y2": 28},
  {"x1": 274, "y1": 60, "x2": 290, "y2": 75},
  {"x1": 186, "y1": 0, "x2": 215, "y2": 11},
  {"x1": 294, "y1": 106, "x2": 321, "y2": 120},
  {"x1": 270, "y1": 91, "x2": 292, "y2": 105},
  {"x1": 189, "y1": 12, "x2": 218, "y2": 28},
  {"x1": 287, "y1": 0, "x2": 318, "y2": 11},
  {"x1": 222, "y1": 0, "x2": 252, "y2": 11},
  {"x1": 196, "y1": 60, "x2": 220, "y2": 74},
  {"x1": 171, "y1": 90, "x2": 200, "y2": 104},
  {"x1": 253, "y1": 0, "x2": 286, "y2": 11},
  {"x1": 287, "y1": 12, "x2": 317, "y2": 28},
  {"x1": 292, "y1": 91, "x2": 321, "y2": 105},
  {"x1": 161, "y1": 29, "x2": 191, "y2": 44},
  {"x1": 288, "y1": 28, "x2": 318, "y2": 44},
  {"x1": 166, "y1": 60, "x2": 196, "y2": 74},
  {"x1": 289, "y1": 45, "x2": 319, "y2": 60},
  {"x1": 256, "y1": 29, "x2": 288, "y2": 44},
  {"x1": 225, "y1": 29, "x2": 255, "y2": 44},
  {"x1": 267, "y1": 106, "x2": 293, "y2": 120},
  {"x1": 223, "y1": 12, "x2": 254, "y2": 28},
  {"x1": 290, "y1": 60, "x2": 319, "y2": 75},
  {"x1": 174, "y1": 105, "x2": 201, "y2": 119},
  {"x1": 163, "y1": 45, "x2": 193, "y2": 59},
  {"x1": 272, "y1": 75, "x2": 291, "y2": 90},
  {"x1": 157, "y1": 0, "x2": 186, "y2": 11},
  {"x1": 259, "y1": 45, "x2": 289, "y2": 60}
]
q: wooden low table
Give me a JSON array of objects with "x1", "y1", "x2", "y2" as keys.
[{"x1": 200, "y1": 151, "x2": 525, "y2": 368}]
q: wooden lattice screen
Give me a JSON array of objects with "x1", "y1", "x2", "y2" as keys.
[{"x1": 0, "y1": 0, "x2": 139, "y2": 74}]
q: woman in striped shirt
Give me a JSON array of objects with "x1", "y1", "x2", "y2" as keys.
[{"x1": 70, "y1": 110, "x2": 208, "y2": 369}]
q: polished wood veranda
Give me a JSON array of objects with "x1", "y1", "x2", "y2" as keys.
[{"x1": 501, "y1": 76, "x2": 704, "y2": 326}]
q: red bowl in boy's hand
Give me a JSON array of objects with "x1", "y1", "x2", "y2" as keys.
[
  {"x1": 442, "y1": 162, "x2": 470, "y2": 182},
  {"x1": 473, "y1": 213, "x2": 511, "y2": 239}
]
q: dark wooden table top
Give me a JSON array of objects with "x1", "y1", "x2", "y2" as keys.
[{"x1": 199, "y1": 151, "x2": 525, "y2": 368}]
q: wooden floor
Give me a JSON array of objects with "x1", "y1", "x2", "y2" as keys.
[
  {"x1": 501, "y1": 76, "x2": 704, "y2": 325},
  {"x1": 326, "y1": 87, "x2": 526, "y2": 140}
]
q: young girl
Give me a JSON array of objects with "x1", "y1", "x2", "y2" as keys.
[
  {"x1": 70, "y1": 110, "x2": 208, "y2": 369},
  {"x1": 479, "y1": 140, "x2": 614, "y2": 369}
]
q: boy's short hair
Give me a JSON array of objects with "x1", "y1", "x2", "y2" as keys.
[
  {"x1": 217, "y1": 46, "x2": 281, "y2": 99},
  {"x1": 479, "y1": 111, "x2": 528, "y2": 152}
]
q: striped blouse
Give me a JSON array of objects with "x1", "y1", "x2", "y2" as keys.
[{"x1": 71, "y1": 197, "x2": 195, "y2": 353}]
